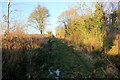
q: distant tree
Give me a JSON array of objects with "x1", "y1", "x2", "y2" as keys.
[
  {"x1": 11, "y1": 19, "x2": 26, "y2": 34},
  {"x1": 114, "y1": 10, "x2": 120, "y2": 27},
  {"x1": 2, "y1": 0, "x2": 25, "y2": 34},
  {"x1": 56, "y1": 26, "x2": 65, "y2": 38},
  {"x1": 58, "y1": 8, "x2": 78, "y2": 37},
  {"x1": 92, "y1": 2, "x2": 106, "y2": 51},
  {"x1": 6, "y1": 0, "x2": 11, "y2": 34},
  {"x1": 29, "y1": 5, "x2": 49, "y2": 34},
  {"x1": 47, "y1": 31, "x2": 52, "y2": 35}
]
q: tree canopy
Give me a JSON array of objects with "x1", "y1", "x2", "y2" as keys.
[{"x1": 29, "y1": 5, "x2": 49, "y2": 34}]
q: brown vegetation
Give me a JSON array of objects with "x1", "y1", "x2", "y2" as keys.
[{"x1": 2, "y1": 33, "x2": 53, "y2": 79}]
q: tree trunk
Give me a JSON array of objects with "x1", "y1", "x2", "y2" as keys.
[
  {"x1": 40, "y1": 30, "x2": 42, "y2": 34},
  {"x1": 63, "y1": 22, "x2": 67, "y2": 38},
  {"x1": 6, "y1": 0, "x2": 10, "y2": 34},
  {"x1": 39, "y1": 29, "x2": 42, "y2": 34},
  {"x1": 104, "y1": 47, "x2": 106, "y2": 54}
]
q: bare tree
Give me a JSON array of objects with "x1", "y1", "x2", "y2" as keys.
[{"x1": 6, "y1": 0, "x2": 10, "y2": 34}]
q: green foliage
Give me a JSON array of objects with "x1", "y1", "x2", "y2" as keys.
[
  {"x1": 46, "y1": 37, "x2": 94, "y2": 78},
  {"x1": 57, "y1": 2, "x2": 106, "y2": 52},
  {"x1": 94, "y1": 58, "x2": 107, "y2": 69}
]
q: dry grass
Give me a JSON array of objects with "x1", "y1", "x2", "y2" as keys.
[
  {"x1": 2, "y1": 33, "x2": 53, "y2": 77},
  {"x1": 2, "y1": 34, "x2": 53, "y2": 49}
]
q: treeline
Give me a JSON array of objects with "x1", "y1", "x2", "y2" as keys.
[{"x1": 56, "y1": 2, "x2": 120, "y2": 56}]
